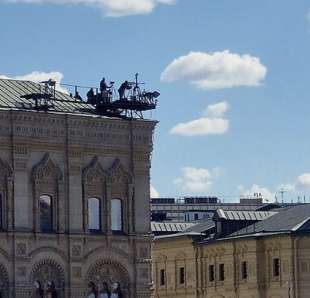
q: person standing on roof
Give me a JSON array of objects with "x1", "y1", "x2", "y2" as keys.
[
  {"x1": 74, "y1": 91, "x2": 82, "y2": 101},
  {"x1": 87, "y1": 88, "x2": 96, "y2": 104},
  {"x1": 100, "y1": 78, "x2": 109, "y2": 93},
  {"x1": 118, "y1": 81, "x2": 131, "y2": 100},
  {"x1": 87, "y1": 88, "x2": 94, "y2": 99}
]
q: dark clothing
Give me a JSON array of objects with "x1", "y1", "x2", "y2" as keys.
[
  {"x1": 100, "y1": 79, "x2": 108, "y2": 92},
  {"x1": 74, "y1": 92, "x2": 82, "y2": 101},
  {"x1": 87, "y1": 88, "x2": 95, "y2": 104},
  {"x1": 118, "y1": 81, "x2": 131, "y2": 100},
  {"x1": 87, "y1": 88, "x2": 94, "y2": 99}
]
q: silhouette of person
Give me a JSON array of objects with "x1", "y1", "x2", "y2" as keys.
[
  {"x1": 74, "y1": 91, "x2": 82, "y2": 101},
  {"x1": 100, "y1": 78, "x2": 108, "y2": 93},
  {"x1": 87, "y1": 88, "x2": 94, "y2": 99},
  {"x1": 118, "y1": 81, "x2": 131, "y2": 100}
]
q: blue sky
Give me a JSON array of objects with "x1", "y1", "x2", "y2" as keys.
[{"x1": 1, "y1": 0, "x2": 310, "y2": 202}]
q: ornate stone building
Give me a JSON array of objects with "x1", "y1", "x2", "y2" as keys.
[
  {"x1": 153, "y1": 205, "x2": 310, "y2": 298},
  {"x1": 0, "y1": 78, "x2": 156, "y2": 297}
]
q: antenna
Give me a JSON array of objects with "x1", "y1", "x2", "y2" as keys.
[{"x1": 279, "y1": 188, "x2": 286, "y2": 204}]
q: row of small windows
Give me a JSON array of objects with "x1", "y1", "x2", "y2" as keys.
[
  {"x1": 160, "y1": 267, "x2": 186, "y2": 287},
  {"x1": 158, "y1": 258, "x2": 281, "y2": 287},
  {"x1": 39, "y1": 195, "x2": 123, "y2": 233},
  {"x1": 209, "y1": 259, "x2": 280, "y2": 282}
]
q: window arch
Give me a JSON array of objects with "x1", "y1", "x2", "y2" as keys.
[
  {"x1": 39, "y1": 195, "x2": 53, "y2": 232},
  {"x1": 111, "y1": 198, "x2": 123, "y2": 233},
  {"x1": 88, "y1": 197, "x2": 101, "y2": 232}
]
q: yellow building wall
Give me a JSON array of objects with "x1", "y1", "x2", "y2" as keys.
[
  {"x1": 153, "y1": 234, "x2": 310, "y2": 298},
  {"x1": 153, "y1": 236, "x2": 198, "y2": 298}
]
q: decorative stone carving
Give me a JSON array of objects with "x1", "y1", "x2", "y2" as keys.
[
  {"x1": 32, "y1": 153, "x2": 63, "y2": 183},
  {"x1": 17, "y1": 266, "x2": 26, "y2": 277},
  {"x1": 108, "y1": 158, "x2": 133, "y2": 186},
  {"x1": 13, "y1": 144, "x2": 28, "y2": 156},
  {"x1": 30, "y1": 259, "x2": 65, "y2": 290},
  {"x1": 83, "y1": 157, "x2": 107, "y2": 187},
  {"x1": 72, "y1": 266, "x2": 82, "y2": 278},
  {"x1": 72, "y1": 245, "x2": 82, "y2": 257},
  {"x1": 16, "y1": 243, "x2": 27, "y2": 256},
  {"x1": 0, "y1": 264, "x2": 9, "y2": 290},
  {"x1": 86, "y1": 259, "x2": 130, "y2": 296}
]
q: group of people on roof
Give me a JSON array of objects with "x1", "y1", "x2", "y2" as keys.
[{"x1": 85, "y1": 77, "x2": 132, "y2": 105}]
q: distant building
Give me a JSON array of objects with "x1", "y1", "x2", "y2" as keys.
[
  {"x1": 0, "y1": 78, "x2": 156, "y2": 297},
  {"x1": 153, "y1": 204, "x2": 310, "y2": 298},
  {"x1": 151, "y1": 196, "x2": 273, "y2": 222}
]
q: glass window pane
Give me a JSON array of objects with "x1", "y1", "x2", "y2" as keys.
[
  {"x1": 88, "y1": 198, "x2": 100, "y2": 231},
  {"x1": 39, "y1": 195, "x2": 52, "y2": 232},
  {"x1": 111, "y1": 199, "x2": 122, "y2": 231}
]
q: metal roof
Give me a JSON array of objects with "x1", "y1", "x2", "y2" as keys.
[
  {"x1": 215, "y1": 209, "x2": 277, "y2": 221},
  {"x1": 0, "y1": 78, "x2": 95, "y2": 114},
  {"x1": 229, "y1": 204, "x2": 310, "y2": 237},
  {"x1": 183, "y1": 219, "x2": 215, "y2": 233},
  {"x1": 151, "y1": 222, "x2": 195, "y2": 233}
]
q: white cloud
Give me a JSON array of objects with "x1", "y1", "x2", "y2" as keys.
[
  {"x1": 237, "y1": 173, "x2": 310, "y2": 203},
  {"x1": 238, "y1": 184, "x2": 274, "y2": 202},
  {"x1": 150, "y1": 185, "x2": 159, "y2": 198},
  {"x1": 296, "y1": 173, "x2": 310, "y2": 190},
  {"x1": 170, "y1": 118, "x2": 229, "y2": 136},
  {"x1": 0, "y1": 0, "x2": 176, "y2": 17},
  {"x1": 170, "y1": 101, "x2": 229, "y2": 136},
  {"x1": 203, "y1": 101, "x2": 229, "y2": 117},
  {"x1": 0, "y1": 71, "x2": 67, "y2": 93},
  {"x1": 174, "y1": 166, "x2": 213, "y2": 193},
  {"x1": 161, "y1": 50, "x2": 267, "y2": 90}
]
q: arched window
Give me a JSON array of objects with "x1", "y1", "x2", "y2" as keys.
[
  {"x1": 111, "y1": 199, "x2": 123, "y2": 233},
  {"x1": 88, "y1": 198, "x2": 101, "y2": 232},
  {"x1": 39, "y1": 195, "x2": 53, "y2": 232}
]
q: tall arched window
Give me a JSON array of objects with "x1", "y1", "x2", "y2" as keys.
[
  {"x1": 88, "y1": 198, "x2": 101, "y2": 232},
  {"x1": 111, "y1": 198, "x2": 123, "y2": 233},
  {"x1": 39, "y1": 195, "x2": 53, "y2": 232}
]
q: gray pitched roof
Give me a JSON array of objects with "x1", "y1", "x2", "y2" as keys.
[
  {"x1": 230, "y1": 204, "x2": 310, "y2": 237},
  {"x1": 215, "y1": 209, "x2": 277, "y2": 221},
  {"x1": 0, "y1": 78, "x2": 94, "y2": 114},
  {"x1": 151, "y1": 222, "x2": 195, "y2": 233},
  {"x1": 183, "y1": 219, "x2": 215, "y2": 233}
]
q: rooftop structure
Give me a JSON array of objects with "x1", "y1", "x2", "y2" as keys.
[{"x1": 0, "y1": 73, "x2": 159, "y2": 119}]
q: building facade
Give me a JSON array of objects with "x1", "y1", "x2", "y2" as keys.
[
  {"x1": 153, "y1": 205, "x2": 310, "y2": 298},
  {"x1": 0, "y1": 79, "x2": 156, "y2": 297}
]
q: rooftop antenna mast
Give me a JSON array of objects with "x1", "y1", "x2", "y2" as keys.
[{"x1": 279, "y1": 188, "x2": 286, "y2": 204}]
